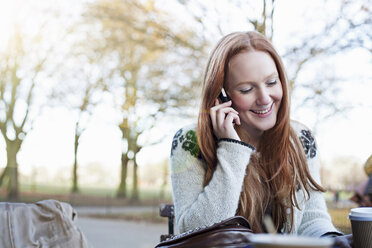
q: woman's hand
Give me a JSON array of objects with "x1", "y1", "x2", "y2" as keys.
[
  {"x1": 333, "y1": 234, "x2": 353, "y2": 248},
  {"x1": 210, "y1": 99, "x2": 241, "y2": 140}
]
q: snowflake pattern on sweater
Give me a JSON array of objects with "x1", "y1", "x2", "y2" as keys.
[
  {"x1": 171, "y1": 127, "x2": 316, "y2": 160},
  {"x1": 171, "y1": 128, "x2": 201, "y2": 159},
  {"x1": 299, "y1": 129, "x2": 317, "y2": 159}
]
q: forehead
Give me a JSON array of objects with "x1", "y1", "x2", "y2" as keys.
[{"x1": 227, "y1": 51, "x2": 278, "y2": 85}]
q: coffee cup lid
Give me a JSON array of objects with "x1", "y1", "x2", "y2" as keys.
[{"x1": 349, "y1": 207, "x2": 372, "y2": 221}]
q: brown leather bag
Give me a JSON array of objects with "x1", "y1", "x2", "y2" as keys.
[{"x1": 155, "y1": 216, "x2": 253, "y2": 248}]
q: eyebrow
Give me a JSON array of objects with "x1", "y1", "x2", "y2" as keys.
[{"x1": 235, "y1": 72, "x2": 279, "y2": 86}]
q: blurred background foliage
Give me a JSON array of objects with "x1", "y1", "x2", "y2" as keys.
[{"x1": 0, "y1": 0, "x2": 371, "y2": 204}]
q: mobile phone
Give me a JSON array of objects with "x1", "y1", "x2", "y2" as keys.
[
  {"x1": 218, "y1": 88, "x2": 235, "y2": 124},
  {"x1": 218, "y1": 88, "x2": 231, "y2": 103}
]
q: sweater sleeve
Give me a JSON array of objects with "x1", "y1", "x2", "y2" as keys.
[
  {"x1": 170, "y1": 126, "x2": 254, "y2": 233},
  {"x1": 295, "y1": 127, "x2": 343, "y2": 237}
]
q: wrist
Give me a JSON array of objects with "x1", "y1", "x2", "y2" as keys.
[
  {"x1": 320, "y1": 231, "x2": 344, "y2": 238},
  {"x1": 218, "y1": 138, "x2": 256, "y2": 151}
]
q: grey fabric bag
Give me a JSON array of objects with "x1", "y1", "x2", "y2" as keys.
[{"x1": 0, "y1": 199, "x2": 92, "y2": 248}]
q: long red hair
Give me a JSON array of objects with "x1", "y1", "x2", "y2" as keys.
[{"x1": 197, "y1": 31, "x2": 324, "y2": 233}]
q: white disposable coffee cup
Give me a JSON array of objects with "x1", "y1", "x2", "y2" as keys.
[{"x1": 349, "y1": 207, "x2": 372, "y2": 248}]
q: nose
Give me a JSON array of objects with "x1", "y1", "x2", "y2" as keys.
[{"x1": 256, "y1": 88, "x2": 271, "y2": 106}]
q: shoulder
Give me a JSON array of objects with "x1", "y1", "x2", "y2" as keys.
[
  {"x1": 171, "y1": 124, "x2": 202, "y2": 159},
  {"x1": 290, "y1": 120, "x2": 317, "y2": 159}
]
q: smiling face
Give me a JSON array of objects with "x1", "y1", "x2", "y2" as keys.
[{"x1": 226, "y1": 50, "x2": 283, "y2": 143}]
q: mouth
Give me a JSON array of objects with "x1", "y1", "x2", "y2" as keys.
[{"x1": 251, "y1": 103, "x2": 273, "y2": 116}]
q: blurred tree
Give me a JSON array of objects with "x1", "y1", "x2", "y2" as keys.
[
  {"x1": 47, "y1": 0, "x2": 117, "y2": 194},
  {"x1": 0, "y1": 2, "x2": 74, "y2": 199},
  {"x1": 179, "y1": 0, "x2": 371, "y2": 124},
  {"x1": 71, "y1": 86, "x2": 96, "y2": 193},
  {"x1": 177, "y1": 0, "x2": 275, "y2": 42},
  {"x1": 50, "y1": 55, "x2": 107, "y2": 193},
  {"x1": 0, "y1": 28, "x2": 34, "y2": 200},
  {"x1": 0, "y1": 28, "x2": 52, "y2": 199},
  {"x1": 280, "y1": 0, "x2": 371, "y2": 127},
  {"x1": 83, "y1": 0, "x2": 206, "y2": 201}
]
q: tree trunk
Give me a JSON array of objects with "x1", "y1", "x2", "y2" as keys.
[
  {"x1": 131, "y1": 156, "x2": 139, "y2": 202},
  {"x1": 5, "y1": 141, "x2": 21, "y2": 200},
  {"x1": 71, "y1": 128, "x2": 80, "y2": 193},
  {"x1": 117, "y1": 152, "x2": 129, "y2": 198},
  {"x1": 0, "y1": 166, "x2": 9, "y2": 186},
  {"x1": 8, "y1": 164, "x2": 18, "y2": 201},
  {"x1": 130, "y1": 142, "x2": 141, "y2": 202}
]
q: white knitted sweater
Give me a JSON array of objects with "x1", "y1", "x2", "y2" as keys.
[{"x1": 170, "y1": 121, "x2": 340, "y2": 237}]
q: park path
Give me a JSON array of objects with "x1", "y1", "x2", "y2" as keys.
[
  {"x1": 74, "y1": 206, "x2": 168, "y2": 248},
  {"x1": 76, "y1": 216, "x2": 167, "y2": 248},
  {"x1": 74, "y1": 205, "x2": 158, "y2": 215}
]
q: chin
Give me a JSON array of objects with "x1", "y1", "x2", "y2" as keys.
[
  {"x1": 253, "y1": 119, "x2": 278, "y2": 132},
  {"x1": 257, "y1": 124, "x2": 275, "y2": 132}
]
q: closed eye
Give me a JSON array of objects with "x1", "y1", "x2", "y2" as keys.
[
  {"x1": 266, "y1": 79, "x2": 277, "y2": 86},
  {"x1": 239, "y1": 87, "x2": 253, "y2": 94}
]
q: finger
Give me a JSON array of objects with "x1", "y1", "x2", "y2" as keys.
[
  {"x1": 225, "y1": 112, "x2": 240, "y2": 126},
  {"x1": 216, "y1": 108, "x2": 239, "y2": 127},
  {"x1": 217, "y1": 107, "x2": 239, "y2": 115},
  {"x1": 234, "y1": 114, "x2": 241, "y2": 125},
  {"x1": 210, "y1": 101, "x2": 236, "y2": 121},
  {"x1": 210, "y1": 104, "x2": 217, "y2": 130},
  {"x1": 211, "y1": 100, "x2": 239, "y2": 136},
  {"x1": 219, "y1": 100, "x2": 232, "y2": 107},
  {"x1": 211, "y1": 99, "x2": 228, "y2": 130},
  {"x1": 212, "y1": 104, "x2": 238, "y2": 116},
  {"x1": 211, "y1": 100, "x2": 232, "y2": 112},
  {"x1": 216, "y1": 107, "x2": 227, "y2": 127},
  {"x1": 230, "y1": 112, "x2": 241, "y2": 126}
]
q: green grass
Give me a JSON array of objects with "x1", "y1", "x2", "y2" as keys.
[
  {"x1": 1, "y1": 183, "x2": 173, "y2": 207},
  {"x1": 19, "y1": 183, "x2": 172, "y2": 199},
  {"x1": 87, "y1": 211, "x2": 168, "y2": 224},
  {"x1": 324, "y1": 191, "x2": 354, "y2": 202},
  {"x1": 20, "y1": 183, "x2": 117, "y2": 196},
  {"x1": 328, "y1": 208, "x2": 352, "y2": 234}
]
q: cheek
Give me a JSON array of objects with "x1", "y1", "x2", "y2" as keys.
[
  {"x1": 275, "y1": 84, "x2": 283, "y2": 101},
  {"x1": 274, "y1": 87, "x2": 283, "y2": 110},
  {"x1": 232, "y1": 97, "x2": 252, "y2": 111},
  {"x1": 275, "y1": 92, "x2": 283, "y2": 103}
]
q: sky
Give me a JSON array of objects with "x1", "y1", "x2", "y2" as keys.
[{"x1": 0, "y1": 0, "x2": 371, "y2": 187}]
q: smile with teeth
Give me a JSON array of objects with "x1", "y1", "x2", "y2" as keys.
[{"x1": 251, "y1": 103, "x2": 273, "y2": 114}]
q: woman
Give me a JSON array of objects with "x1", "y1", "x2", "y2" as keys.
[{"x1": 170, "y1": 31, "x2": 352, "y2": 247}]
